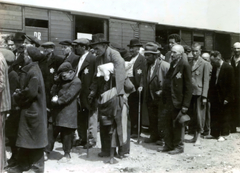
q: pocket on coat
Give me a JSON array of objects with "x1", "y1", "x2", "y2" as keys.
[{"x1": 25, "y1": 111, "x2": 38, "y2": 128}]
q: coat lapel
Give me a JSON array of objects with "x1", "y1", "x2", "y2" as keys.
[
  {"x1": 171, "y1": 58, "x2": 182, "y2": 78},
  {"x1": 133, "y1": 54, "x2": 142, "y2": 70},
  {"x1": 149, "y1": 59, "x2": 161, "y2": 83},
  {"x1": 192, "y1": 57, "x2": 203, "y2": 72},
  {"x1": 79, "y1": 54, "x2": 90, "y2": 74}
]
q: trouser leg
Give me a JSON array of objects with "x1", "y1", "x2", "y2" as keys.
[
  {"x1": 88, "y1": 109, "x2": 98, "y2": 144},
  {"x1": 147, "y1": 100, "x2": 159, "y2": 140},
  {"x1": 61, "y1": 127, "x2": 75, "y2": 154},
  {"x1": 99, "y1": 123, "x2": 111, "y2": 154},
  {"x1": 45, "y1": 125, "x2": 60, "y2": 153},
  {"x1": 78, "y1": 109, "x2": 88, "y2": 143}
]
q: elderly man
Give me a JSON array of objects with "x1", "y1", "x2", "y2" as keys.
[
  {"x1": 144, "y1": 42, "x2": 170, "y2": 143},
  {"x1": 209, "y1": 51, "x2": 234, "y2": 141},
  {"x1": 185, "y1": 43, "x2": 210, "y2": 146},
  {"x1": 59, "y1": 40, "x2": 79, "y2": 66},
  {"x1": 158, "y1": 45, "x2": 192, "y2": 154},
  {"x1": 0, "y1": 51, "x2": 11, "y2": 172},
  {"x1": 89, "y1": 33, "x2": 126, "y2": 163},
  {"x1": 71, "y1": 38, "x2": 97, "y2": 149},
  {"x1": 230, "y1": 42, "x2": 240, "y2": 131},
  {"x1": 126, "y1": 39, "x2": 146, "y2": 138}
]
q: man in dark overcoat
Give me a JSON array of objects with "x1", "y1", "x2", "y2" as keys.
[
  {"x1": 125, "y1": 39, "x2": 146, "y2": 138},
  {"x1": 158, "y1": 45, "x2": 192, "y2": 155},
  {"x1": 209, "y1": 51, "x2": 234, "y2": 141},
  {"x1": 230, "y1": 42, "x2": 240, "y2": 131},
  {"x1": 9, "y1": 47, "x2": 48, "y2": 173},
  {"x1": 144, "y1": 42, "x2": 170, "y2": 143},
  {"x1": 89, "y1": 33, "x2": 126, "y2": 163},
  {"x1": 72, "y1": 38, "x2": 97, "y2": 148},
  {"x1": 39, "y1": 42, "x2": 64, "y2": 160}
]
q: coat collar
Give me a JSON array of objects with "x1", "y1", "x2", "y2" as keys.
[
  {"x1": 21, "y1": 61, "x2": 38, "y2": 73},
  {"x1": 80, "y1": 52, "x2": 91, "y2": 72},
  {"x1": 149, "y1": 58, "x2": 162, "y2": 83},
  {"x1": 191, "y1": 57, "x2": 204, "y2": 71}
]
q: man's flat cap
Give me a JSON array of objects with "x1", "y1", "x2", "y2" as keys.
[
  {"x1": 23, "y1": 35, "x2": 41, "y2": 47},
  {"x1": 72, "y1": 38, "x2": 89, "y2": 46},
  {"x1": 59, "y1": 40, "x2": 72, "y2": 46},
  {"x1": 41, "y1": 42, "x2": 55, "y2": 48}
]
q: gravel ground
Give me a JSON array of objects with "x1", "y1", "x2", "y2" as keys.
[{"x1": 36, "y1": 129, "x2": 240, "y2": 173}]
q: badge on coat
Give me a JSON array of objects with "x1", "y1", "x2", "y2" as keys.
[
  {"x1": 195, "y1": 70, "x2": 200, "y2": 75},
  {"x1": 137, "y1": 69, "x2": 142, "y2": 74},
  {"x1": 50, "y1": 68, "x2": 55, "y2": 74},
  {"x1": 84, "y1": 68, "x2": 89, "y2": 74},
  {"x1": 176, "y1": 72, "x2": 182, "y2": 79}
]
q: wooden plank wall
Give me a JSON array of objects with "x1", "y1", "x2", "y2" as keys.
[
  {"x1": 139, "y1": 23, "x2": 155, "y2": 46},
  {"x1": 181, "y1": 30, "x2": 192, "y2": 46},
  {"x1": 0, "y1": 3, "x2": 22, "y2": 30},
  {"x1": 205, "y1": 32, "x2": 213, "y2": 51},
  {"x1": 25, "y1": 7, "x2": 48, "y2": 20},
  {"x1": 50, "y1": 10, "x2": 73, "y2": 55},
  {"x1": 109, "y1": 19, "x2": 137, "y2": 49},
  {"x1": 25, "y1": 26, "x2": 48, "y2": 45}
]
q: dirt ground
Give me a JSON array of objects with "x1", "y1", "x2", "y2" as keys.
[
  {"x1": 6, "y1": 129, "x2": 240, "y2": 173},
  {"x1": 30, "y1": 128, "x2": 240, "y2": 173}
]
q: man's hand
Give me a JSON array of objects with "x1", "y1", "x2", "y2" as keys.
[
  {"x1": 224, "y1": 100, "x2": 228, "y2": 105},
  {"x1": 138, "y1": 86, "x2": 143, "y2": 92},
  {"x1": 88, "y1": 91, "x2": 95, "y2": 103},
  {"x1": 181, "y1": 107, "x2": 188, "y2": 114},
  {"x1": 51, "y1": 95, "x2": 58, "y2": 103},
  {"x1": 202, "y1": 97, "x2": 207, "y2": 106}
]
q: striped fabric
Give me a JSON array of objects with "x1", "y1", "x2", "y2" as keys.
[{"x1": 0, "y1": 52, "x2": 11, "y2": 112}]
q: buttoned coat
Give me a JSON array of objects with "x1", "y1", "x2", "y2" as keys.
[
  {"x1": 51, "y1": 77, "x2": 81, "y2": 129},
  {"x1": 13, "y1": 62, "x2": 48, "y2": 149},
  {"x1": 164, "y1": 56, "x2": 192, "y2": 109},
  {"x1": 77, "y1": 52, "x2": 96, "y2": 110},
  {"x1": 189, "y1": 57, "x2": 210, "y2": 97},
  {"x1": 65, "y1": 52, "x2": 80, "y2": 69},
  {"x1": 147, "y1": 58, "x2": 170, "y2": 100}
]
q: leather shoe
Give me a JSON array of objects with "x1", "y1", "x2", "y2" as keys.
[
  {"x1": 157, "y1": 146, "x2": 172, "y2": 152},
  {"x1": 7, "y1": 165, "x2": 28, "y2": 173},
  {"x1": 168, "y1": 148, "x2": 184, "y2": 155},
  {"x1": 144, "y1": 137, "x2": 158, "y2": 143},
  {"x1": 98, "y1": 152, "x2": 110, "y2": 157}
]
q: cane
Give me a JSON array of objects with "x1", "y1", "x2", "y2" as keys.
[
  {"x1": 137, "y1": 90, "x2": 141, "y2": 144},
  {"x1": 87, "y1": 112, "x2": 90, "y2": 158}
]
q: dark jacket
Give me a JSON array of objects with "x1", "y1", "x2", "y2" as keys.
[
  {"x1": 163, "y1": 56, "x2": 192, "y2": 109},
  {"x1": 231, "y1": 56, "x2": 240, "y2": 100},
  {"x1": 65, "y1": 52, "x2": 80, "y2": 69},
  {"x1": 208, "y1": 62, "x2": 234, "y2": 104},
  {"x1": 129, "y1": 54, "x2": 147, "y2": 89},
  {"x1": 13, "y1": 62, "x2": 48, "y2": 149},
  {"x1": 77, "y1": 52, "x2": 96, "y2": 110},
  {"x1": 51, "y1": 76, "x2": 81, "y2": 129},
  {"x1": 38, "y1": 53, "x2": 64, "y2": 109}
]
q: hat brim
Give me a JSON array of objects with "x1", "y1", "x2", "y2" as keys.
[
  {"x1": 90, "y1": 41, "x2": 110, "y2": 46},
  {"x1": 144, "y1": 50, "x2": 160, "y2": 54},
  {"x1": 127, "y1": 44, "x2": 143, "y2": 47}
]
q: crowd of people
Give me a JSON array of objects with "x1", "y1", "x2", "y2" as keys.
[{"x1": 0, "y1": 32, "x2": 239, "y2": 173}]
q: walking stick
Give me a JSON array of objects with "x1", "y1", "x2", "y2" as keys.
[
  {"x1": 87, "y1": 111, "x2": 90, "y2": 158},
  {"x1": 137, "y1": 90, "x2": 141, "y2": 144}
]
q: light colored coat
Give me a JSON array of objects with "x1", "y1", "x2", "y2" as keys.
[
  {"x1": 0, "y1": 53, "x2": 11, "y2": 112},
  {"x1": 189, "y1": 57, "x2": 210, "y2": 97}
]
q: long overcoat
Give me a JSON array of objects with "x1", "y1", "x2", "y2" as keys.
[
  {"x1": 51, "y1": 77, "x2": 81, "y2": 129},
  {"x1": 13, "y1": 62, "x2": 48, "y2": 149}
]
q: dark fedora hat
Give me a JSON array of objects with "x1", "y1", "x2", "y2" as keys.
[
  {"x1": 127, "y1": 39, "x2": 142, "y2": 47},
  {"x1": 12, "y1": 32, "x2": 26, "y2": 41},
  {"x1": 90, "y1": 33, "x2": 109, "y2": 46},
  {"x1": 23, "y1": 35, "x2": 41, "y2": 47}
]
